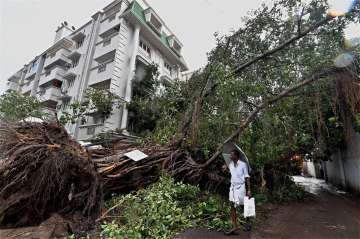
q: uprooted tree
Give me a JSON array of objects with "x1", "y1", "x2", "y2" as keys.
[{"x1": 1, "y1": 0, "x2": 360, "y2": 231}]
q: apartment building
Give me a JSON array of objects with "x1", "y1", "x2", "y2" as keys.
[{"x1": 5, "y1": 0, "x2": 188, "y2": 140}]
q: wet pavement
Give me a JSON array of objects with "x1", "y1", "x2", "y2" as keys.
[
  {"x1": 292, "y1": 176, "x2": 347, "y2": 195},
  {"x1": 175, "y1": 176, "x2": 360, "y2": 239}
]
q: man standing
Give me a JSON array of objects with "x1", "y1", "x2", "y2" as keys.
[{"x1": 224, "y1": 149, "x2": 252, "y2": 234}]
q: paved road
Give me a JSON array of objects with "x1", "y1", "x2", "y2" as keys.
[{"x1": 175, "y1": 177, "x2": 360, "y2": 239}]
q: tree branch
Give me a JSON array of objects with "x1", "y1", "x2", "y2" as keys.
[
  {"x1": 200, "y1": 67, "x2": 340, "y2": 168},
  {"x1": 232, "y1": 15, "x2": 334, "y2": 76}
]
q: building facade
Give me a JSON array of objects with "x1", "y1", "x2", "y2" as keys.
[{"x1": 5, "y1": 0, "x2": 188, "y2": 140}]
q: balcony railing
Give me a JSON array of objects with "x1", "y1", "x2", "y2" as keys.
[
  {"x1": 88, "y1": 61, "x2": 114, "y2": 86},
  {"x1": 44, "y1": 49, "x2": 71, "y2": 69},
  {"x1": 37, "y1": 86, "x2": 61, "y2": 103},
  {"x1": 138, "y1": 47, "x2": 151, "y2": 61},
  {"x1": 6, "y1": 81, "x2": 19, "y2": 92},
  {"x1": 39, "y1": 67, "x2": 66, "y2": 87},
  {"x1": 99, "y1": 11, "x2": 121, "y2": 37},
  {"x1": 21, "y1": 81, "x2": 34, "y2": 94},
  {"x1": 94, "y1": 37, "x2": 119, "y2": 61}
]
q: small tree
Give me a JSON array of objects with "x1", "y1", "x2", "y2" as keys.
[
  {"x1": 0, "y1": 91, "x2": 45, "y2": 121},
  {"x1": 59, "y1": 88, "x2": 124, "y2": 126}
]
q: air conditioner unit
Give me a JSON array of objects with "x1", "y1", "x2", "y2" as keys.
[{"x1": 61, "y1": 88, "x2": 68, "y2": 94}]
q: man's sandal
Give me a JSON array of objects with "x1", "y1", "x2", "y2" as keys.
[{"x1": 225, "y1": 228, "x2": 239, "y2": 235}]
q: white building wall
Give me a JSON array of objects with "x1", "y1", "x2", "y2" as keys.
[
  {"x1": 5, "y1": 0, "x2": 188, "y2": 140},
  {"x1": 325, "y1": 129, "x2": 360, "y2": 193}
]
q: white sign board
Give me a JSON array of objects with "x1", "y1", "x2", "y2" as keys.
[{"x1": 124, "y1": 150, "x2": 148, "y2": 162}]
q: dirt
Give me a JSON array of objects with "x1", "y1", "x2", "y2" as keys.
[
  {"x1": 252, "y1": 192, "x2": 360, "y2": 239},
  {"x1": 175, "y1": 178, "x2": 360, "y2": 239}
]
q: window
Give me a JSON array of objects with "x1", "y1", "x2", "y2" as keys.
[
  {"x1": 72, "y1": 58, "x2": 80, "y2": 68},
  {"x1": 164, "y1": 62, "x2": 172, "y2": 72},
  {"x1": 87, "y1": 126, "x2": 96, "y2": 135},
  {"x1": 103, "y1": 38, "x2": 111, "y2": 47},
  {"x1": 81, "y1": 117, "x2": 87, "y2": 125},
  {"x1": 28, "y1": 61, "x2": 37, "y2": 73},
  {"x1": 93, "y1": 115, "x2": 104, "y2": 124},
  {"x1": 108, "y1": 15, "x2": 116, "y2": 22},
  {"x1": 98, "y1": 64, "x2": 106, "y2": 73},
  {"x1": 76, "y1": 38, "x2": 84, "y2": 49},
  {"x1": 45, "y1": 70, "x2": 52, "y2": 76},
  {"x1": 144, "y1": 9, "x2": 163, "y2": 35},
  {"x1": 139, "y1": 40, "x2": 151, "y2": 56},
  {"x1": 49, "y1": 52, "x2": 56, "y2": 59}
]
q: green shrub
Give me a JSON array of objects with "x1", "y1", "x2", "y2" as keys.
[{"x1": 101, "y1": 176, "x2": 236, "y2": 239}]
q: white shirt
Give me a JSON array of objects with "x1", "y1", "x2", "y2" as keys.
[{"x1": 229, "y1": 160, "x2": 250, "y2": 185}]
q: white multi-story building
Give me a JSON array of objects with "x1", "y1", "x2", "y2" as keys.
[{"x1": 5, "y1": 0, "x2": 188, "y2": 140}]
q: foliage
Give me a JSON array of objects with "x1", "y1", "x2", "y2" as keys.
[
  {"x1": 132, "y1": 63, "x2": 160, "y2": 99},
  {"x1": 128, "y1": 64, "x2": 160, "y2": 135},
  {"x1": 59, "y1": 88, "x2": 124, "y2": 125},
  {"x1": 0, "y1": 91, "x2": 45, "y2": 121},
  {"x1": 101, "y1": 176, "x2": 237, "y2": 239},
  {"x1": 59, "y1": 101, "x2": 88, "y2": 125},
  {"x1": 128, "y1": 64, "x2": 191, "y2": 140},
  {"x1": 145, "y1": 0, "x2": 360, "y2": 165}
]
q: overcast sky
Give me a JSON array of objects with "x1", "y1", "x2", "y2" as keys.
[{"x1": 0, "y1": 0, "x2": 359, "y2": 92}]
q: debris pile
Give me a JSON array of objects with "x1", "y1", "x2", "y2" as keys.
[{"x1": 0, "y1": 121, "x2": 231, "y2": 237}]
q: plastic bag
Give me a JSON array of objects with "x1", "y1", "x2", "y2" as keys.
[{"x1": 244, "y1": 196, "x2": 256, "y2": 218}]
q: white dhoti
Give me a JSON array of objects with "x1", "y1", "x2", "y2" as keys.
[{"x1": 229, "y1": 183, "x2": 246, "y2": 206}]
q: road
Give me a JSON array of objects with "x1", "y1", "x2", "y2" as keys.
[{"x1": 175, "y1": 177, "x2": 360, "y2": 239}]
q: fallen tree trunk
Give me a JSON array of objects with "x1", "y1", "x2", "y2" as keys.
[{"x1": 0, "y1": 122, "x2": 227, "y2": 229}]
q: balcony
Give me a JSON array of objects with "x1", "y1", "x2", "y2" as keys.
[
  {"x1": 138, "y1": 47, "x2": 151, "y2": 62},
  {"x1": 144, "y1": 8, "x2": 163, "y2": 36},
  {"x1": 71, "y1": 31, "x2": 86, "y2": 43},
  {"x1": 94, "y1": 37, "x2": 119, "y2": 61},
  {"x1": 67, "y1": 50, "x2": 82, "y2": 61},
  {"x1": 24, "y1": 67, "x2": 37, "y2": 80},
  {"x1": 44, "y1": 48, "x2": 71, "y2": 69},
  {"x1": 99, "y1": 11, "x2": 121, "y2": 37},
  {"x1": 37, "y1": 86, "x2": 61, "y2": 104},
  {"x1": 78, "y1": 124, "x2": 105, "y2": 140},
  {"x1": 8, "y1": 71, "x2": 22, "y2": 82},
  {"x1": 63, "y1": 67, "x2": 77, "y2": 80},
  {"x1": 6, "y1": 81, "x2": 19, "y2": 92},
  {"x1": 167, "y1": 35, "x2": 183, "y2": 55},
  {"x1": 39, "y1": 67, "x2": 66, "y2": 87},
  {"x1": 88, "y1": 61, "x2": 114, "y2": 86},
  {"x1": 21, "y1": 81, "x2": 34, "y2": 94}
]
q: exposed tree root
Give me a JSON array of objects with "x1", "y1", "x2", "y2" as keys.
[{"x1": 0, "y1": 122, "x2": 102, "y2": 228}]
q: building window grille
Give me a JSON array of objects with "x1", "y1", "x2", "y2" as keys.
[
  {"x1": 48, "y1": 52, "x2": 56, "y2": 59},
  {"x1": 62, "y1": 100, "x2": 70, "y2": 110},
  {"x1": 103, "y1": 38, "x2": 111, "y2": 47},
  {"x1": 139, "y1": 40, "x2": 151, "y2": 56},
  {"x1": 72, "y1": 58, "x2": 80, "y2": 68},
  {"x1": 28, "y1": 61, "x2": 37, "y2": 73},
  {"x1": 68, "y1": 78, "x2": 75, "y2": 88},
  {"x1": 76, "y1": 38, "x2": 84, "y2": 49},
  {"x1": 87, "y1": 126, "x2": 96, "y2": 135},
  {"x1": 164, "y1": 62, "x2": 172, "y2": 72},
  {"x1": 98, "y1": 64, "x2": 106, "y2": 73}
]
